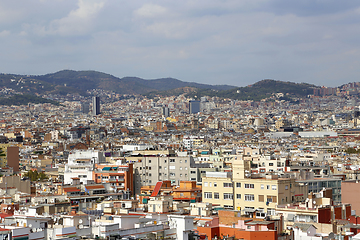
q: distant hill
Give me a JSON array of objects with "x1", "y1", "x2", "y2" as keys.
[
  {"x1": 183, "y1": 79, "x2": 316, "y2": 101},
  {"x1": 0, "y1": 70, "x2": 235, "y2": 96},
  {"x1": 0, "y1": 70, "x2": 318, "y2": 102},
  {"x1": 144, "y1": 87, "x2": 199, "y2": 98},
  {"x1": 0, "y1": 94, "x2": 60, "y2": 106}
]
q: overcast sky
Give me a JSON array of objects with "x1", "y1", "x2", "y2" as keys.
[{"x1": 1, "y1": 0, "x2": 360, "y2": 87}]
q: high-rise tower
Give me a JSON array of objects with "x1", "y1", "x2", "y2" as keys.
[{"x1": 92, "y1": 96, "x2": 100, "y2": 116}]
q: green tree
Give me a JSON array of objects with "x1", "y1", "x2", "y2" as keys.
[
  {"x1": 23, "y1": 170, "x2": 48, "y2": 181},
  {"x1": 0, "y1": 147, "x2": 5, "y2": 157}
]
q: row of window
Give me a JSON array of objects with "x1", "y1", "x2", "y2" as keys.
[
  {"x1": 140, "y1": 166, "x2": 188, "y2": 171},
  {"x1": 204, "y1": 192, "x2": 235, "y2": 200},
  {"x1": 204, "y1": 182, "x2": 278, "y2": 190},
  {"x1": 204, "y1": 193, "x2": 277, "y2": 203},
  {"x1": 145, "y1": 159, "x2": 188, "y2": 163}
]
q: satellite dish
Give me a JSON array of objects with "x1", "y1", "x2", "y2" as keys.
[
  {"x1": 29, "y1": 224, "x2": 32, "y2": 228},
  {"x1": 8, "y1": 207, "x2": 11, "y2": 210},
  {"x1": 79, "y1": 225, "x2": 83, "y2": 229},
  {"x1": 79, "y1": 219, "x2": 83, "y2": 224},
  {"x1": 32, "y1": 228, "x2": 36, "y2": 233}
]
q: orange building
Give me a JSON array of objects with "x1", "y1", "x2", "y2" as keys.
[
  {"x1": 197, "y1": 210, "x2": 282, "y2": 240},
  {"x1": 93, "y1": 163, "x2": 134, "y2": 196},
  {"x1": 140, "y1": 180, "x2": 201, "y2": 203}
]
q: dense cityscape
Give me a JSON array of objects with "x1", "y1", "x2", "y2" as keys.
[{"x1": 1, "y1": 85, "x2": 360, "y2": 240}]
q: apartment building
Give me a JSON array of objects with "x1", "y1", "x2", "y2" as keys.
[
  {"x1": 133, "y1": 155, "x2": 195, "y2": 194},
  {"x1": 202, "y1": 171, "x2": 234, "y2": 209},
  {"x1": 202, "y1": 158, "x2": 307, "y2": 216},
  {"x1": 63, "y1": 150, "x2": 105, "y2": 184},
  {"x1": 296, "y1": 177, "x2": 342, "y2": 204},
  {"x1": 93, "y1": 163, "x2": 133, "y2": 196}
]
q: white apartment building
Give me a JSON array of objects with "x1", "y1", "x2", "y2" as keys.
[{"x1": 64, "y1": 150, "x2": 105, "y2": 184}]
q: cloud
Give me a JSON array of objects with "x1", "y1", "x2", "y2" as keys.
[
  {"x1": 134, "y1": 4, "x2": 167, "y2": 18},
  {"x1": 36, "y1": 0, "x2": 105, "y2": 36},
  {"x1": 0, "y1": 30, "x2": 10, "y2": 37},
  {"x1": 1, "y1": 0, "x2": 360, "y2": 87}
]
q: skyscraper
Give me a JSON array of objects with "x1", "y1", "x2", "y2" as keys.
[
  {"x1": 162, "y1": 106, "x2": 170, "y2": 117},
  {"x1": 92, "y1": 96, "x2": 100, "y2": 116},
  {"x1": 189, "y1": 100, "x2": 200, "y2": 114}
]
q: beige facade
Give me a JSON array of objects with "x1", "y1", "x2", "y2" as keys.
[
  {"x1": 233, "y1": 175, "x2": 307, "y2": 215},
  {"x1": 202, "y1": 158, "x2": 307, "y2": 216},
  {"x1": 202, "y1": 172, "x2": 234, "y2": 209}
]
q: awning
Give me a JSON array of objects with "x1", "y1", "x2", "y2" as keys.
[{"x1": 102, "y1": 167, "x2": 111, "y2": 171}]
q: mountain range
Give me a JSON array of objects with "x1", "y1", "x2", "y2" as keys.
[
  {"x1": 0, "y1": 70, "x2": 234, "y2": 96},
  {"x1": 0, "y1": 70, "x2": 320, "y2": 104}
]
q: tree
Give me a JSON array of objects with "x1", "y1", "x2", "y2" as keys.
[
  {"x1": 0, "y1": 147, "x2": 5, "y2": 157},
  {"x1": 23, "y1": 170, "x2": 48, "y2": 181}
]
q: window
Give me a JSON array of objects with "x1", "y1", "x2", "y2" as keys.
[
  {"x1": 170, "y1": 173, "x2": 175, "y2": 177},
  {"x1": 223, "y1": 182, "x2": 233, "y2": 188},
  {"x1": 285, "y1": 185, "x2": 288, "y2": 190},
  {"x1": 180, "y1": 167, "x2": 182, "y2": 170},
  {"x1": 149, "y1": 160, "x2": 151, "y2": 163},
  {"x1": 180, "y1": 174, "x2": 182, "y2": 177},
  {"x1": 269, "y1": 163, "x2": 273, "y2": 166},
  {"x1": 149, "y1": 167, "x2": 151, "y2": 170},
  {"x1": 204, "y1": 182, "x2": 208, "y2": 187},
  {"x1": 214, "y1": 182, "x2": 217, "y2": 187},
  {"x1": 191, "y1": 178, "x2": 196, "y2": 181},
  {"x1": 272, "y1": 185, "x2": 277, "y2": 190},
  {"x1": 245, "y1": 184, "x2": 254, "y2": 189},
  {"x1": 209, "y1": 182, "x2": 212, "y2": 187},
  {"x1": 267, "y1": 185, "x2": 270, "y2": 190},
  {"x1": 267, "y1": 196, "x2": 277, "y2": 203},
  {"x1": 245, "y1": 194, "x2": 254, "y2": 201},
  {"x1": 170, "y1": 159, "x2": 175, "y2": 162},
  {"x1": 258, "y1": 195, "x2": 264, "y2": 202},
  {"x1": 204, "y1": 192, "x2": 212, "y2": 199},
  {"x1": 190, "y1": 171, "x2": 196, "y2": 174},
  {"x1": 261, "y1": 184, "x2": 264, "y2": 189},
  {"x1": 214, "y1": 192, "x2": 219, "y2": 199},
  {"x1": 236, "y1": 183, "x2": 241, "y2": 188},
  {"x1": 224, "y1": 193, "x2": 233, "y2": 200},
  {"x1": 159, "y1": 166, "x2": 162, "y2": 169},
  {"x1": 164, "y1": 160, "x2": 167, "y2": 163},
  {"x1": 236, "y1": 194, "x2": 241, "y2": 199},
  {"x1": 185, "y1": 160, "x2": 187, "y2": 163},
  {"x1": 267, "y1": 208, "x2": 275, "y2": 216}
]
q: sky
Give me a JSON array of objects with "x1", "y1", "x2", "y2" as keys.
[{"x1": 1, "y1": 0, "x2": 360, "y2": 87}]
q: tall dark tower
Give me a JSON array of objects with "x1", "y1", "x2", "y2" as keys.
[
  {"x1": 92, "y1": 96, "x2": 100, "y2": 116},
  {"x1": 189, "y1": 100, "x2": 200, "y2": 114}
]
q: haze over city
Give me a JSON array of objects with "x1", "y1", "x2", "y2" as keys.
[{"x1": 1, "y1": 0, "x2": 360, "y2": 87}]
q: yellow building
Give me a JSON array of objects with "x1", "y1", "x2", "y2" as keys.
[
  {"x1": 202, "y1": 159, "x2": 307, "y2": 216},
  {"x1": 202, "y1": 172, "x2": 234, "y2": 209}
]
